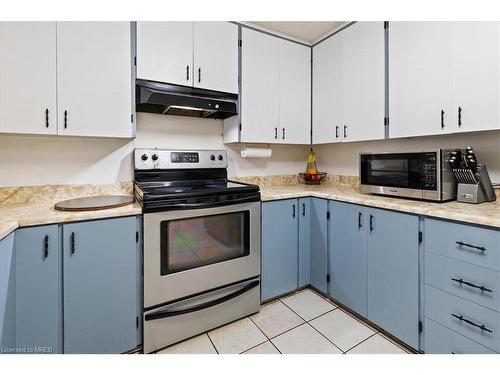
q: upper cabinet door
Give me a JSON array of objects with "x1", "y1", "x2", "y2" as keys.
[
  {"x1": 56, "y1": 22, "x2": 133, "y2": 138},
  {"x1": 312, "y1": 34, "x2": 342, "y2": 144},
  {"x1": 241, "y1": 28, "x2": 280, "y2": 143},
  {"x1": 451, "y1": 22, "x2": 500, "y2": 133},
  {"x1": 137, "y1": 22, "x2": 193, "y2": 87},
  {"x1": 389, "y1": 22, "x2": 453, "y2": 138},
  {"x1": 193, "y1": 22, "x2": 238, "y2": 94},
  {"x1": 0, "y1": 22, "x2": 57, "y2": 135},
  {"x1": 342, "y1": 22, "x2": 385, "y2": 142},
  {"x1": 279, "y1": 39, "x2": 311, "y2": 144}
]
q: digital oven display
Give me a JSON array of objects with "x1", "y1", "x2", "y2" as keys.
[{"x1": 170, "y1": 152, "x2": 199, "y2": 163}]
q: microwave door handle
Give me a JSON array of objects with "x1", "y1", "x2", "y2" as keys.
[{"x1": 144, "y1": 280, "x2": 260, "y2": 321}]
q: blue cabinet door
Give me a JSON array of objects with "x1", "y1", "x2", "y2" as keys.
[
  {"x1": 366, "y1": 208, "x2": 420, "y2": 349},
  {"x1": 261, "y1": 199, "x2": 298, "y2": 301},
  {"x1": 310, "y1": 198, "x2": 328, "y2": 293},
  {"x1": 63, "y1": 217, "x2": 138, "y2": 354},
  {"x1": 329, "y1": 201, "x2": 367, "y2": 316},
  {"x1": 298, "y1": 198, "x2": 310, "y2": 288},
  {"x1": 0, "y1": 233, "x2": 15, "y2": 352},
  {"x1": 15, "y1": 225, "x2": 61, "y2": 354}
]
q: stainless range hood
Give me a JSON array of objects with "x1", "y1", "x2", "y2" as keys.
[{"x1": 136, "y1": 79, "x2": 238, "y2": 119}]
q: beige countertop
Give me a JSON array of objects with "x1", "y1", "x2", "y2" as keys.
[{"x1": 259, "y1": 183, "x2": 500, "y2": 229}]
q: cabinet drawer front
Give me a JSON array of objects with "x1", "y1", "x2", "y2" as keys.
[
  {"x1": 425, "y1": 318, "x2": 496, "y2": 354},
  {"x1": 425, "y1": 251, "x2": 500, "y2": 311},
  {"x1": 425, "y1": 219, "x2": 500, "y2": 271},
  {"x1": 425, "y1": 285, "x2": 500, "y2": 352}
]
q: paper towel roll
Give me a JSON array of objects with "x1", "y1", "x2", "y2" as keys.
[{"x1": 240, "y1": 146, "x2": 272, "y2": 158}]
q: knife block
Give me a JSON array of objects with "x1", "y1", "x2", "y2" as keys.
[{"x1": 456, "y1": 164, "x2": 496, "y2": 204}]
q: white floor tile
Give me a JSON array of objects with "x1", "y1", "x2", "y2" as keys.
[
  {"x1": 157, "y1": 334, "x2": 217, "y2": 354},
  {"x1": 310, "y1": 309, "x2": 376, "y2": 352},
  {"x1": 280, "y1": 289, "x2": 337, "y2": 321},
  {"x1": 346, "y1": 334, "x2": 408, "y2": 354},
  {"x1": 250, "y1": 300, "x2": 304, "y2": 338},
  {"x1": 208, "y1": 317, "x2": 267, "y2": 354},
  {"x1": 271, "y1": 324, "x2": 342, "y2": 354},
  {"x1": 243, "y1": 341, "x2": 280, "y2": 354}
]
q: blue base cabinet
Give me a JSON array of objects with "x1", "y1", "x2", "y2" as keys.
[
  {"x1": 329, "y1": 201, "x2": 367, "y2": 317},
  {"x1": 309, "y1": 198, "x2": 328, "y2": 294},
  {"x1": 262, "y1": 199, "x2": 299, "y2": 301},
  {"x1": 63, "y1": 217, "x2": 139, "y2": 354},
  {"x1": 366, "y1": 207, "x2": 420, "y2": 349},
  {"x1": 298, "y1": 198, "x2": 310, "y2": 288},
  {"x1": 15, "y1": 225, "x2": 61, "y2": 354},
  {"x1": 0, "y1": 233, "x2": 16, "y2": 352}
]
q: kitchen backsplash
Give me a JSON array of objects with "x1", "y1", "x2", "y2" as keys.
[{"x1": 0, "y1": 113, "x2": 499, "y2": 187}]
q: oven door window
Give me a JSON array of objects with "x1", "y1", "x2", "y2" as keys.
[{"x1": 160, "y1": 211, "x2": 250, "y2": 275}]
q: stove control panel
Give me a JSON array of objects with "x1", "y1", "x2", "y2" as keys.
[{"x1": 134, "y1": 149, "x2": 228, "y2": 170}]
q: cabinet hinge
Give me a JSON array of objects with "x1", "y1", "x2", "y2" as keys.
[
  {"x1": 384, "y1": 21, "x2": 389, "y2": 30},
  {"x1": 326, "y1": 211, "x2": 330, "y2": 220},
  {"x1": 136, "y1": 231, "x2": 139, "y2": 243},
  {"x1": 418, "y1": 320, "x2": 423, "y2": 333},
  {"x1": 326, "y1": 274, "x2": 331, "y2": 283},
  {"x1": 238, "y1": 39, "x2": 242, "y2": 47},
  {"x1": 384, "y1": 117, "x2": 389, "y2": 127},
  {"x1": 136, "y1": 316, "x2": 139, "y2": 329},
  {"x1": 418, "y1": 231, "x2": 423, "y2": 244}
]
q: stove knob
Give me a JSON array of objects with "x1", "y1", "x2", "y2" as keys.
[
  {"x1": 141, "y1": 154, "x2": 148, "y2": 161},
  {"x1": 210, "y1": 154, "x2": 216, "y2": 161},
  {"x1": 218, "y1": 154, "x2": 224, "y2": 161},
  {"x1": 151, "y1": 154, "x2": 159, "y2": 161}
]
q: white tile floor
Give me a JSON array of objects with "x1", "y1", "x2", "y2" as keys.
[{"x1": 156, "y1": 288, "x2": 411, "y2": 354}]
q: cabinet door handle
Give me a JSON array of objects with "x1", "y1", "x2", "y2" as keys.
[
  {"x1": 70, "y1": 232, "x2": 76, "y2": 255},
  {"x1": 358, "y1": 212, "x2": 363, "y2": 229},
  {"x1": 451, "y1": 278, "x2": 493, "y2": 293},
  {"x1": 458, "y1": 107, "x2": 462, "y2": 127},
  {"x1": 456, "y1": 241, "x2": 486, "y2": 253},
  {"x1": 282, "y1": 128, "x2": 285, "y2": 140},
  {"x1": 369, "y1": 214, "x2": 374, "y2": 232},
  {"x1": 302, "y1": 203, "x2": 306, "y2": 217},
  {"x1": 186, "y1": 65, "x2": 190, "y2": 81},
  {"x1": 344, "y1": 125, "x2": 347, "y2": 138},
  {"x1": 64, "y1": 110, "x2": 68, "y2": 129},
  {"x1": 274, "y1": 127, "x2": 278, "y2": 139},
  {"x1": 451, "y1": 313, "x2": 492, "y2": 333},
  {"x1": 43, "y1": 235, "x2": 49, "y2": 259},
  {"x1": 335, "y1": 126, "x2": 339, "y2": 138},
  {"x1": 292, "y1": 204, "x2": 296, "y2": 218},
  {"x1": 45, "y1": 108, "x2": 49, "y2": 128},
  {"x1": 441, "y1": 109, "x2": 445, "y2": 129},
  {"x1": 198, "y1": 68, "x2": 201, "y2": 83}
]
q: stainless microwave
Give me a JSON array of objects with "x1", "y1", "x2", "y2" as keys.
[{"x1": 359, "y1": 149, "x2": 457, "y2": 201}]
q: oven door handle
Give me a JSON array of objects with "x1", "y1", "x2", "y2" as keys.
[
  {"x1": 169, "y1": 196, "x2": 259, "y2": 209},
  {"x1": 144, "y1": 280, "x2": 260, "y2": 321}
]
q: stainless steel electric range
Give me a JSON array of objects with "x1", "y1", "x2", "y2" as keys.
[{"x1": 134, "y1": 148, "x2": 261, "y2": 353}]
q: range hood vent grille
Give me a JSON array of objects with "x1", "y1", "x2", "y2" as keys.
[{"x1": 136, "y1": 80, "x2": 238, "y2": 120}]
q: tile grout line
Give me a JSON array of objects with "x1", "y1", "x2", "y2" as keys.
[
  {"x1": 247, "y1": 315, "x2": 283, "y2": 354},
  {"x1": 205, "y1": 332, "x2": 220, "y2": 354},
  {"x1": 306, "y1": 321, "x2": 344, "y2": 353},
  {"x1": 343, "y1": 331, "x2": 379, "y2": 354}
]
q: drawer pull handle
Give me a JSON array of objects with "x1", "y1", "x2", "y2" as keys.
[
  {"x1": 456, "y1": 241, "x2": 486, "y2": 252},
  {"x1": 451, "y1": 313, "x2": 493, "y2": 333},
  {"x1": 451, "y1": 278, "x2": 493, "y2": 293}
]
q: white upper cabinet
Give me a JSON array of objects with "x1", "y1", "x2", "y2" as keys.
[
  {"x1": 137, "y1": 22, "x2": 238, "y2": 94},
  {"x1": 390, "y1": 22, "x2": 453, "y2": 138},
  {"x1": 240, "y1": 28, "x2": 280, "y2": 143},
  {"x1": 0, "y1": 22, "x2": 58, "y2": 135},
  {"x1": 136, "y1": 22, "x2": 194, "y2": 87},
  {"x1": 341, "y1": 22, "x2": 384, "y2": 142},
  {"x1": 313, "y1": 22, "x2": 384, "y2": 145},
  {"x1": 278, "y1": 39, "x2": 311, "y2": 144},
  {"x1": 313, "y1": 34, "x2": 342, "y2": 144},
  {"x1": 451, "y1": 22, "x2": 500, "y2": 133},
  {"x1": 193, "y1": 22, "x2": 238, "y2": 93},
  {"x1": 56, "y1": 22, "x2": 133, "y2": 138},
  {"x1": 390, "y1": 21, "x2": 500, "y2": 138}
]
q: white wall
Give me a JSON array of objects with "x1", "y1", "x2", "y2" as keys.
[{"x1": 0, "y1": 114, "x2": 499, "y2": 187}]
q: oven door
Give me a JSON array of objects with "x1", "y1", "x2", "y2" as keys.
[{"x1": 143, "y1": 201, "x2": 261, "y2": 308}]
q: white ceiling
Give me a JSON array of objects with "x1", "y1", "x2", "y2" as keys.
[{"x1": 248, "y1": 21, "x2": 346, "y2": 44}]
